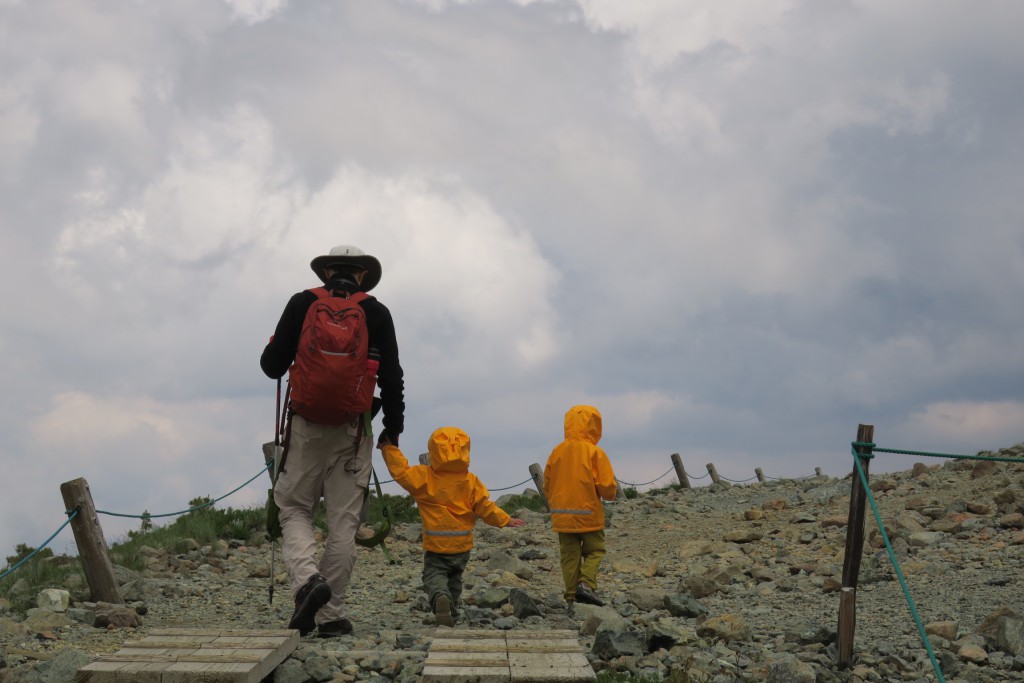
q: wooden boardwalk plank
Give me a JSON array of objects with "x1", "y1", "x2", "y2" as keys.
[
  {"x1": 75, "y1": 628, "x2": 299, "y2": 683},
  {"x1": 509, "y1": 652, "x2": 595, "y2": 682},
  {"x1": 422, "y1": 629, "x2": 595, "y2": 683}
]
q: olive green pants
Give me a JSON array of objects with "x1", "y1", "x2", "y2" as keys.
[
  {"x1": 423, "y1": 550, "x2": 470, "y2": 614},
  {"x1": 558, "y1": 530, "x2": 606, "y2": 601}
]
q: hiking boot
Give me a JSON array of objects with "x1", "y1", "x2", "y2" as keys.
[
  {"x1": 574, "y1": 582, "x2": 604, "y2": 606},
  {"x1": 434, "y1": 595, "x2": 455, "y2": 627},
  {"x1": 317, "y1": 618, "x2": 353, "y2": 638},
  {"x1": 288, "y1": 574, "x2": 331, "y2": 636}
]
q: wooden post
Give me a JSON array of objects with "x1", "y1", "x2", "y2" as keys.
[
  {"x1": 754, "y1": 467, "x2": 765, "y2": 483},
  {"x1": 671, "y1": 453, "x2": 691, "y2": 489},
  {"x1": 706, "y1": 463, "x2": 720, "y2": 484},
  {"x1": 837, "y1": 424, "x2": 874, "y2": 669},
  {"x1": 615, "y1": 480, "x2": 626, "y2": 501},
  {"x1": 59, "y1": 478, "x2": 123, "y2": 604},
  {"x1": 418, "y1": 452, "x2": 429, "y2": 466},
  {"x1": 528, "y1": 463, "x2": 549, "y2": 511}
]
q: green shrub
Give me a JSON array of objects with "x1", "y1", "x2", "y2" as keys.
[
  {"x1": 596, "y1": 666, "x2": 697, "y2": 683},
  {"x1": 114, "y1": 497, "x2": 267, "y2": 571},
  {"x1": 367, "y1": 492, "x2": 420, "y2": 525},
  {"x1": 0, "y1": 553, "x2": 84, "y2": 615},
  {"x1": 5, "y1": 543, "x2": 53, "y2": 567}
]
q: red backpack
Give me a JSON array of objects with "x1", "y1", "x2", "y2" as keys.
[{"x1": 289, "y1": 288, "x2": 377, "y2": 425}]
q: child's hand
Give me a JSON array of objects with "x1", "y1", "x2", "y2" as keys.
[{"x1": 506, "y1": 517, "x2": 526, "y2": 528}]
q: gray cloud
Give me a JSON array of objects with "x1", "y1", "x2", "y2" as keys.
[{"x1": 2, "y1": 0, "x2": 1023, "y2": 560}]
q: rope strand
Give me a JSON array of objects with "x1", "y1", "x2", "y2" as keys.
[{"x1": 0, "y1": 510, "x2": 78, "y2": 582}]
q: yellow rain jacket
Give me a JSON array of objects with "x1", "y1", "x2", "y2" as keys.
[
  {"x1": 381, "y1": 427, "x2": 511, "y2": 554},
  {"x1": 544, "y1": 405, "x2": 617, "y2": 533}
]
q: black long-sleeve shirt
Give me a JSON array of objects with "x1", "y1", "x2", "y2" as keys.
[{"x1": 260, "y1": 289, "x2": 405, "y2": 436}]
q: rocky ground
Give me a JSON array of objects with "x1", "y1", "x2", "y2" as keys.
[{"x1": 2, "y1": 445, "x2": 1024, "y2": 683}]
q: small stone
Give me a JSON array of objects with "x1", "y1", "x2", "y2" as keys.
[
  {"x1": 925, "y1": 620, "x2": 958, "y2": 641},
  {"x1": 696, "y1": 614, "x2": 752, "y2": 643},
  {"x1": 36, "y1": 589, "x2": 70, "y2": 612},
  {"x1": 958, "y1": 643, "x2": 989, "y2": 663}
]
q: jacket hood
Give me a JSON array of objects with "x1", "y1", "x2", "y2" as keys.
[
  {"x1": 563, "y1": 405, "x2": 602, "y2": 444},
  {"x1": 428, "y1": 426, "x2": 471, "y2": 473}
]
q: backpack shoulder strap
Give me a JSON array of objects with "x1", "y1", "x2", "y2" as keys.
[{"x1": 307, "y1": 288, "x2": 369, "y2": 303}]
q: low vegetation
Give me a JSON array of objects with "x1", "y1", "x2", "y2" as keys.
[{"x1": 0, "y1": 486, "x2": 547, "y2": 615}]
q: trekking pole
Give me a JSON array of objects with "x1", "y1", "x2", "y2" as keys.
[{"x1": 268, "y1": 379, "x2": 281, "y2": 605}]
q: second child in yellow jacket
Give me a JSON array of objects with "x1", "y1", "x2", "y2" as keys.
[
  {"x1": 380, "y1": 426, "x2": 525, "y2": 626},
  {"x1": 544, "y1": 405, "x2": 617, "y2": 608}
]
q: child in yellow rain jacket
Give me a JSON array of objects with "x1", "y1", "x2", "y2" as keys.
[
  {"x1": 544, "y1": 405, "x2": 618, "y2": 609},
  {"x1": 379, "y1": 427, "x2": 525, "y2": 626}
]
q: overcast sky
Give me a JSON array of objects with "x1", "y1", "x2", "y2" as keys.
[{"x1": 2, "y1": 0, "x2": 1023, "y2": 561}]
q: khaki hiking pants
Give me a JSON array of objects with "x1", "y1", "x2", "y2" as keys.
[
  {"x1": 557, "y1": 530, "x2": 606, "y2": 601},
  {"x1": 274, "y1": 414, "x2": 371, "y2": 625}
]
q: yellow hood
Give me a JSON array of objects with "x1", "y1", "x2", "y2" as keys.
[
  {"x1": 563, "y1": 405, "x2": 602, "y2": 445},
  {"x1": 428, "y1": 426, "x2": 471, "y2": 473}
]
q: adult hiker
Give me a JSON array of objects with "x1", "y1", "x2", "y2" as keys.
[{"x1": 260, "y1": 244, "x2": 405, "y2": 638}]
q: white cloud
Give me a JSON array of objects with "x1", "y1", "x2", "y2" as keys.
[
  {"x1": 278, "y1": 166, "x2": 562, "y2": 380},
  {"x1": 2, "y1": 0, "x2": 1024, "y2": 567},
  {"x1": 52, "y1": 62, "x2": 146, "y2": 138},
  {"x1": 901, "y1": 400, "x2": 1024, "y2": 451},
  {"x1": 54, "y1": 105, "x2": 301, "y2": 282},
  {"x1": 224, "y1": 0, "x2": 289, "y2": 25},
  {"x1": 32, "y1": 392, "x2": 208, "y2": 461},
  {"x1": 25, "y1": 391, "x2": 269, "y2": 527},
  {"x1": 0, "y1": 79, "x2": 39, "y2": 178},
  {"x1": 577, "y1": 0, "x2": 795, "y2": 67}
]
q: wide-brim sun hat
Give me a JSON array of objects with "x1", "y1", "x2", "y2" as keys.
[{"x1": 309, "y1": 245, "x2": 382, "y2": 292}]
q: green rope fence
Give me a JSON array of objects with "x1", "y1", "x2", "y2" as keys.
[
  {"x1": 0, "y1": 466, "x2": 273, "y2": 583},
  {"x1": 844, "y1": 441, "x2": 1021, "y2": 681},
  {"x1": 2, "y1": 454, "x2": 819, "y2": 583},
  {"x1": 95, "y1": 463, "x2": 273, "y2": 519},
  {"x1": 617, "y1": 466, "x2": 676, "y2": 488},
  {"x1": 0, "y1": 510, "x2": 79, "y2": 582},
  {"x1": 856, "y1": 442, "x2": 1023, "y2": 463},
  {"x1": 850, "y1": 443, "x2": 946, "y2": 682},
  {"x1": 487, "y1": 477, "x2": 534, "y2": 492}
]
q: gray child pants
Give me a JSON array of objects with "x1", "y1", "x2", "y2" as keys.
[{"x1": 423, "y1": 550, "x2": 471, "y2": 615}]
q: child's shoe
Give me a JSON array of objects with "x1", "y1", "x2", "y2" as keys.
[
  {"x1": 574, "y1": 582, "x2": 604, "y2": 606},
  {"x1": 434, "y1": 595, "x2": 455, "y2": 627}
]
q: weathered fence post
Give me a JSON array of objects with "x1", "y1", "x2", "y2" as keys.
[
  {"x1": 528, "y1": 463, "x2": 549, "y2": 511},
  {"x1": 754, "y1": 467, "x2": 765, "y2": 483},
  {"x1": 59, "y1": 478, "x2": 123, "y2": 604},
  {"x1": 706, "y1": 463, "x2": 720, "y2": 484},
  {"x1": 615, "y1": 480, "x2": 626, "y2": 501},
  {"x1": 671, "y1": 453, "x2": 691, "y2": 489},
  {"x1": 418, "y1": 453, "x2": 429, "y2": 465},
  {"x1": 837, "y1": 424, "x2": 874, "y2": 669}
]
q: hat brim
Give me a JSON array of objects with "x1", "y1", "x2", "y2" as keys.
[{"x1": 310, "y1": 254, "x2": 382, "y2": 292}]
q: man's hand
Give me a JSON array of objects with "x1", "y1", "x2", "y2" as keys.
[
  {"x1": 377, "y1": 429, "x2": 398, "y2": 448},
  {"x1": 506, "y1": 518, "x2": 526, "y2": 528}
]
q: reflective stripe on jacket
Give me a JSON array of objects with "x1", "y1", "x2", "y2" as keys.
[
  {"x1": 544, "y1": 405, "x2": 617, "y2": 533},
  {"x1": 381, "y1": 426, "x2": 510, "y2": 553}
]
